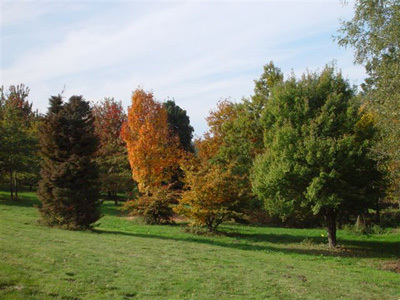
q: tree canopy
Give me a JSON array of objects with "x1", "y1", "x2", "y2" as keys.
[
  {"x1": 337, "y1": 0, "x2": 400, "y2": 200},
  {"x1": 0, "y1": 85, "x2": 40, "y2": 199},
  {"x1": 252, "y1": 66, "x2": 384, "y2": 247},
  {"x1": 121, "y1": 89, "x2": 181, "y2": 223},
  {"x1": 163, "y1": 100, "x2": 194, "y2": 153},
  {"x1": 176, "y1": 101, "x2": 248, "y2": 231},
  {"x1": 92, "y1": 98, "x2": 133, "y2": 203}
]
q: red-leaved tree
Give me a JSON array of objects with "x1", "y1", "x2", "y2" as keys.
[{"x1": 92, "y1": 98, "x2": 133, "y2": 204}]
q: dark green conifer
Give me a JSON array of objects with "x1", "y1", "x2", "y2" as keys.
[{"x1": 38, "y1": 95, "x2": 100, "y2": 229}]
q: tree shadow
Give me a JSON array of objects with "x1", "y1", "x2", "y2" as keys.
[
  {"x1": 0, "y1": 194, "x2": 125, "y2": 216},
  {"x1": 226, "y1": 231, "x2": 399, "y2": 258},
  {"x1": 100, "y1": 201, "x2": 126, "y2": 217},
  {"x1": 2, "y1": 193, "x2": 398, "y2": 260},
  {"x1": 0, "y1": 193, "x2": 40, "y2": 208},
  {"x1": 93, "y1": 228, "x2": 400, "y2": 259}
]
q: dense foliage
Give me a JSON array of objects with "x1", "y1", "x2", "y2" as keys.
[
  {"x1": 176, "y1": 101, "x2": 248, "y2": 231},
  {"x1": 121, "y1": 89, "x2": 182, "y2": 223},
  {"x1": 92, "y1": 98, "x2": 133, "y2": 203},
  {"x1": 122, "y1": 90, "x2": 181, "y2": 192},
  {"x1": 338, "y1": 0, "x2": 400, "y2": 202},
  {"x1": 252, "y1": 66, "x2": 385, "y2": 247},
  {"x1": 38, "y1": 95, "x2": 101, "y2": 229},
  {"x1": 163, "y1": 100, "x2": 194, "y2": 153},
  {"x1": 0, "y1": 85, "x2": 40, "y2": 199}
]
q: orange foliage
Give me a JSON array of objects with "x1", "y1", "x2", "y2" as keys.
[
  {"x1": 176, "y1": 152, "x2": 244, "y2": 232},
  {"x1": 198, "y1": 100, "x2": 237, "y2": 160},
  {"x1": 121, "y1": 89, "x2": 180, "y2": 193},
  {"x1": 175, "y1": 100, "x2": 245, "y2": 231}
]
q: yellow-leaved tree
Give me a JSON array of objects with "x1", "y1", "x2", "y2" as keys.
[{"x1": 175, "y1": 100, "x2": 246, "y2": 232}]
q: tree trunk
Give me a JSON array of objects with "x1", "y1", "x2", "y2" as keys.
[
  {"x1": 9, "y1": 170, "x2": 14, "y2": 200},
  {"x1": 14, "y1": 176, "x2": 18, "y2": 200},
  {"x1": 325, "y1": 208, "x2": 337, "y2": 248},
  {"x1": 206, "y1": 217, "x2": 215, "y2": 232},
  {"x1": 375, "y1": 204, "x2": 380, "y2": 223}
]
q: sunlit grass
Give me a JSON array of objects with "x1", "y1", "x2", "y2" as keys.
[{"x1": 0, "y1": 190, "x2": 399, "y2": 299}]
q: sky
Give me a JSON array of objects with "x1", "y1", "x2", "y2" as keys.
[{"x1": 1, "y1": 0, "x2": 365, "y2": 135}]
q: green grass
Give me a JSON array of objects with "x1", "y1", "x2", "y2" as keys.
[{"x1": 0, "y1": 190, "x2": 399, "y2": 299}]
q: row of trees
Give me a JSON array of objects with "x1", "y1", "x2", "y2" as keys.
[
  {"x1": 0, "y1": 86, "x2": 194, "y2": 229},
  {"x1": 1, "y1": 68, "x2": 395, "y2": 246},
  {"x1": 0, "y1": 88, "x2": 192, "y2": 202},
  {"x1": 1, "y1": 0, "x2": 398, "y2": 248},
  {"x1": 118, "y1": 64, "x2": 386, "y2": 248},
  {"x1": 120, "y1": 1, "x2": 400, "y2": 248}
]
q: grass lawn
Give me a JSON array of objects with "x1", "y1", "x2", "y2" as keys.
[{"x1": 0, "y1": 190, "x2": 399, "y2": 299}]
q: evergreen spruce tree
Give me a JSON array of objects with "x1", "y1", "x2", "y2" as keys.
[{"x1": 38, "y1": 95, "x2": 101, "y2": 229}]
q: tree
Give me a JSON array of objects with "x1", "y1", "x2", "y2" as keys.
[
  {"x1": 163, "y1": 100, "x2": 194, "y2": 152},
  {"x1": 252, "y1": 61, "x2": 284, "y2": 112},
  {"x1": 176, "y1": 101, "x2": 247, "y2": 231},
  {"x1": 162, "y1": 99, "x2": 195, "y2": 190},
  {"x1": 92, "y1": 98, "x2": 133, "y2": 204},
  {"x1": 177, "y1": 158, "x2": 245, "y2": 232},
  {"x1": 38, "y1": 95, "x2": 100, "y2": 229},
  {"x1": 0, "y1": 85, "x2": 40, "y2": 199},
  {"x1": 121, "y1": 89, "x2": 180, "y2": 223},
  {"x1": 252, "y1": 66, "x2": 384, "y2": 247},
  {"x1": 210, "y1": 63, "x2": 284, "y2": 211},
  {"x1": 337, "y1": 0, "x2": 400, "y2": 201}
]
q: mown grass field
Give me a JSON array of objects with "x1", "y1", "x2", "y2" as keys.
[{"x1": 0, "y1": 190, "x2": 399, "y2": 299}]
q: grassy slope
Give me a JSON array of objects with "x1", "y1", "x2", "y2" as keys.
[{"x1": 0, "y1": 191, "x2": 399, "y2": 300}]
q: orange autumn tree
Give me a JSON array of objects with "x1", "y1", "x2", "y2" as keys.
[
  {"x1": 175, "y1": 100, "x2": 246, "y2": 232},
  {"x1": 121, "y1": 89, "x2": 181, "y2": 224}
]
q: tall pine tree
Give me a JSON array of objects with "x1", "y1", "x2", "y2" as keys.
[{"x1": 38, "y1": 95, "x2": 100, "y2": 229}]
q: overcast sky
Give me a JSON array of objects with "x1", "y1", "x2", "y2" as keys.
[{"x1": 1, "y1": 0, "x2": 364, "y2": 135}]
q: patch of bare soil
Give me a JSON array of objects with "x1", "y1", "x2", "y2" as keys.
[{"x1": 381, "y1": 260, "x2": 400, "y2": 273}]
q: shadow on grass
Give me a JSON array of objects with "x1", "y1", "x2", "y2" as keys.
[
  {"x1": 2, "y1": 193, "x2": 398, "y2": 260},
  {"x1": 0, "y1": 193, "x2": 40, "y2": 208},
  {"x1": 0, "y1": 194, "x2": 126, "y2": 217},
  {"x1": 94, "y1": 228, "x2": 400, "y2": 259},
  {"x1": 100, "y1": 201, "x2": 125, "y2": 217}
]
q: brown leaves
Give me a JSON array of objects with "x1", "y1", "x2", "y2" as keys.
[{"x1": 175, "y1": 100, "x2": 245, "y2": 231}]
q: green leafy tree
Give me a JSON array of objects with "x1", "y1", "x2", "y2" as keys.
[
  {"x1": 337, "y1": 0, "x2": 400, "y2": 200},
  {"x1": 0, "y1": 85, "x2": 40, "y2": 199},
  {"x1": 252, "y1": 66, "x2": 385, "y2": 247},
  {"x1": 212, "y1": 63, "x2": 284, "y2": 211},
  {"x1": 162, "y1": 99, "x2": 194, "y2": 191},
  {"x1": 38, "y1": 95, "x2": 100, "y2": 229},
  {"x1": 252, "y1": 61, "x2": 284, "y2": 111},
  {"x1": 163, "y1": 100, "x2": 194, "y2": 152},
  {"x1": 92, "y1": 98, "x2": 133, "y2": 204}
]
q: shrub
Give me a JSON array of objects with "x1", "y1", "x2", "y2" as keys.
[{"x1": 123, "y1": 187, "x2": 175, "y2": 224}]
